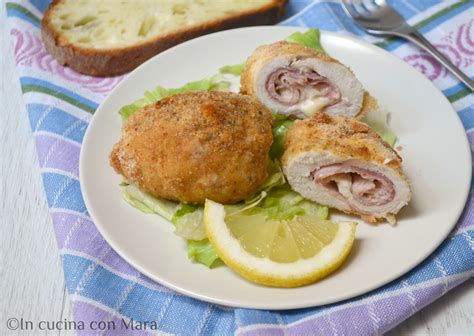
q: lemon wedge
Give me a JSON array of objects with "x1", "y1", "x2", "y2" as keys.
[{"x1": 203, "y1": 199, "x2": 357, "y2": 287}]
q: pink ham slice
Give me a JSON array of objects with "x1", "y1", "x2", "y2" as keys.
[
  {"x1": 265, "y1": 66, "x2": 341, "y2": 106},
  {"x1": 313, "y1": 163, "x2": 395, "y2": 210}
]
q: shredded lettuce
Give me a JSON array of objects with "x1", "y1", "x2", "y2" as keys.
[
  {"x1": 247, "y1": 185, "x2": 329, "y2": 221},
  {"x1": 219, "y1": 63, "x2": 245, "y2": 76},
  {"x1": 285, "y1": 29, "x2": 326, "y2": 54},
  {"x1": 122, "y1": 190, "x2": 156, "y2": 215},
  {"x1": 171, "y1": 204, "x2": 199, "y2": 224},
  {"x1": 120, "y1": 156, "x2": 327, "y2": 268},
  {"x1": 245, "y1": 160, "x2": 286, "y2": 204},
  {"x1": 299, "y1": 200, "x2": 329, "y2": 219},
  {"x1": 121, "y1": 186, "x2": 218, "y2": 266},
  {"x1": 187, "y1": 239, "x2": 219, "y2": 268},
  {"x1": 225, "y1": 191, "x2": 268, "y2": 217},
  {"x1": 229, "y1": 162, "x2": 328, "y2": 222},
  {"x1": 119, "y1": 75, "x2": 231, "y2": 121},
  {"x1": 172, "y1": 206, "x2": 217, "y2": 264},
  {"x1": 361, "y1": 108, "x2": 397, "y2": 146},
  {"x1": 124, "y1": 185, "x2": 177, "y2": 220},
  {"x1": 258, "y1": 161, "x2": 286, "y2": 193},
  {"x1": 270, "y1": 118, "x2": 295, "y2": 160},
  {"x1": 172, "y1": 204, "x2": 206, "y2": 240}
]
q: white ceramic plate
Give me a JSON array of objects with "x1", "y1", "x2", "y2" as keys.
[{"x1": 80, "y1": 27, "x2": 471, "y2": 310}]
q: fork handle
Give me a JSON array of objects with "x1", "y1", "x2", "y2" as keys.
[{"x1": 401, "y1": 29, "x2": 474, "y2": 91}]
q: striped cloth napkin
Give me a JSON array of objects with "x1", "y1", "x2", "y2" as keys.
[{"x1": 6, "y1": 0, "x2": 473, "y2": 334}]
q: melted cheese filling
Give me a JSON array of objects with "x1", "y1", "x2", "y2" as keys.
[{"x1": 297, "y1": 96, "x2": 331, "y2": 117}]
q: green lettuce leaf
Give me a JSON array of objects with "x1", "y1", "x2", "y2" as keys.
[
  {"x1": 285, "y1": 28, "x2": 326, "y2": 54},
  {"x1": 119, "y1": 75, "x2": 231, "y2": 121},
  {"x1": 245, "y1": 160, "x2": 286, "y2": 204},
  {"x1": 219, "y1": 63, "x2": 245, "y2": 76},
  {"x1": 187, "y1": 239, "x2": 219, "y2": 268},
  {"x1": 258, "y1": 160, "x2": 286, "y2": 192},
  {"x1": 122, "y1": 190, "x2": 156, "y2": 214},
  {"x1": 299, "y1": 200, "x2": 330, "y2": 219},
  {"x1": 172, "y1": 204, "x2": 206, "y2": 240},
  {"x1": 270, "y1": 118, "x2": 295, "y2": 159},
  {"x1": 171, "y1": 203, "x2": 220, "y2": 267},
  {"x1": 361, "y1": 108, "x2": 397, "y2": 146},
  {"x1": 246, "y1": 185, "x2": 329, "y2": 221},
  {"x1": 123, "y1": 185, "x2": 177, "y2": 220},
  {"x1": 171, "y1": 204, "x2": 200, "y2": 225},
  {"x1": 122, "y1": 186, "x2": 219, "y2": 267},
  {"x1": 232, "y1": 161, "x2": 328, "y2": 222}
]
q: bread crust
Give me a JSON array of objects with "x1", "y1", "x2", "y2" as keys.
[
  {"x1": 41, "y1": 0, "x2": 288, "y2": 77},
  {"x1": 240, "y1": 41, "x2": 336, "y2": 96}
]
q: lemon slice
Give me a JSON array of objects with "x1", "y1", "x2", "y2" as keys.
[{"x1": 203, "y1": 199, "x2": 357, "y2": 287}]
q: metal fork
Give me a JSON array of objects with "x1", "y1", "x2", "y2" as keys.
[{"x1": 341, "y1": 0, "x2": 474, "y2": 91}]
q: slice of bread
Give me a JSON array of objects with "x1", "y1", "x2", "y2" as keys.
[{"x1": 41, "y1": 0, "x2": 287, "y2": 77}]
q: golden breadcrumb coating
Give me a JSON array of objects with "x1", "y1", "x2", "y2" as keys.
[
  {"x1": 240, "y1": 41, "x2": 336, "y2": 96},
  {"x1": 110, "y1": 91, "x2": 273, "y2": 204},
  {"x1": 282, "y1": 113, "x2": 403, "y2": 174},
  {"x1": 282, "y1": 113, "x2": 409, "y2": 224}
]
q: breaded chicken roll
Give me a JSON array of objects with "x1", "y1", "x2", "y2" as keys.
[
  {"x1": 282, "y1": 113, "x2": 411, "y2": 223},
  {"x1": 241, "y1": 41, "x2": 365, "y2": 119},
  {"x1": 110, "y1": 91, "x2": 273, "y2": 204}
]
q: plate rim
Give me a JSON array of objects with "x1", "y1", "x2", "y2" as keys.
[{"x1": 79, "y1": 26, "x2": 472, "y2": 310}]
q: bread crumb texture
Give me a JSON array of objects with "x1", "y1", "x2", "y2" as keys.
[
  {"x1": 110, "y1": 91, "x2": 273, "y2": 204},
  {"x1": 282, "y1": 113, "x2": 403, "y2": 172}
]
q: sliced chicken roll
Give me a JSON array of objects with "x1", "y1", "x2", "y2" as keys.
[
  {"x1": 282, "y1": 113, "x2": 411, "y2": 223},
  {"x1": 240, "y1": 41, "x2": 365, "y2": 119}
]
